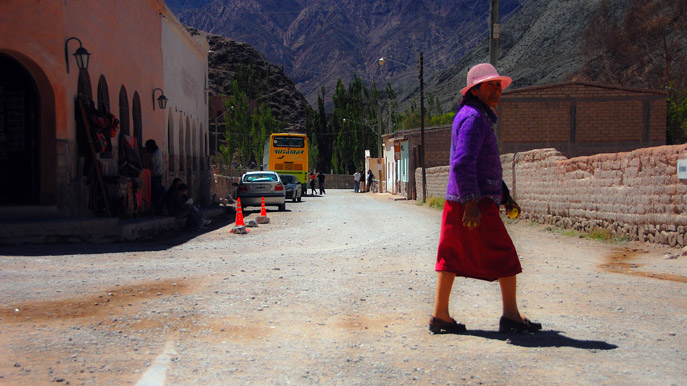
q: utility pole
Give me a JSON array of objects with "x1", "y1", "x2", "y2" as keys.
[
  {"x1": 419, "y1": 52, "x2": 426, "y2": 202},
  {"x1": 377, "y1": 103, "x2": 382, "y2": 161},
  {"x1": 489, "y1": 0, "x2": 500, "y2": 66}
]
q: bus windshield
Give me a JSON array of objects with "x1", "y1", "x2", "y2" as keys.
[{"x1": 273, "y1": 136, "x2": 305, "y2": 148}]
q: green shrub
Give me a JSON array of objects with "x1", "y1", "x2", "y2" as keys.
[{"x1": 426, "y1": 196, "x2": 445, "y2": 209}]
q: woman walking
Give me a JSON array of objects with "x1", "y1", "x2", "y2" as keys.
[{"x1": 429, "y1": 63, "x2": 542, "y2": 334}]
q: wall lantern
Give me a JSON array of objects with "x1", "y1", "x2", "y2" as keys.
[
  {"x1": 64, "y1": 37, "x2": 91, "y2": 73},
  {"x1": 152, "y1": 88, "x2": 168, "y2": 110}
]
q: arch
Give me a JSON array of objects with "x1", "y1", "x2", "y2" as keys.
[
  {"x1": 97, "y1": 75, "x2": 112, "y2": 159},
  {"x1": 0, "y1": 52, "x2": 55, "y2": 205},
  {"x1": 201, "y1": 124, "x2": 207, "y2": 171},
  {"x1": 77, "y1": 69, "x2": 92, "y2": 100},
  {"x1": 119, "y1": 86, "x2": 130, "y2": 136},
  {"x1": 167, "y1": 108, "x2": 175, "y2": 172},
  {"x1": 178, "y1": 113, "x2": 184, "y2": 171},
  {"x1": 185, "y1": 117, "x2": 192, "y2": 196},
  {"x1": 184, "y1": 117, "x2": 193, "y2": 173},
  {"x1": 185, "y1": 117, "x2": 191, "y2": 173},
  {"x1": 132, "y1": 91, "x2": 142, "y2": 149},
  {"x1": 97, "y1": 75, "x2": 110, "y2": 112},
  {"x1": 191, "y1": 120, "x2": 197, "y2": 171}
]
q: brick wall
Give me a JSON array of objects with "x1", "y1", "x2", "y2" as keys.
[
  {"x1": 499, "y1": 81, "x2": 666, "y2": 157},
  {"x1": 418, "y1": 145, "x2": 687, "y2": 247}
]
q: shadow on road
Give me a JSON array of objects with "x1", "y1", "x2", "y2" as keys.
[
  {"x1": 439, "y1": 330, "x2": 618, "y2": 350},
  {"x1": 0, "y1": 213, "x2": 239, "y2": 256}
]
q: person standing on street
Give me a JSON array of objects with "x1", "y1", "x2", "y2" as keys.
[
  {"x1": 310, "y1": 172, "x2": 317, "y2": 195},
  {"x1": 317, "y1": 171, "x2": 326, "y2": 195},
  {"x1": 353, "y1": 170, "x2": 361, "y2": 193},
  {"x1": 366, "y1": 169, "x2": 374, "y2": 193},
  {"x1": 429, "y1": 63, "x2": 542, "y2": 334}
]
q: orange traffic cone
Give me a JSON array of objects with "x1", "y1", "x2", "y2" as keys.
[
  {"x1": 235, "y1": 198, "x2": 245, "y2": 226},
  {"x1": 256, "y1": 196, "x2": 270, "y2": 224},
  {"x1": 260, "y1": 196, "x2": 267, "y2": 217}
]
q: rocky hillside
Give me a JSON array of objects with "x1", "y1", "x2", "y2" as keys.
[
  {"x1": 172, "y1": 0, "x2": 526, "y2": 107},
  {"x1": 186, "y1": 27, "x2": 311, "y2": 130},
  {"x1": 175, "y1": 0, "x2": 650, "y2": 115},
  {"x1": 422, "y1": 0, "x2": 627, "y2": 111}
]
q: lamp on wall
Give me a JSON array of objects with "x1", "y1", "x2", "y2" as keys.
[
  {"x1": 64, "y1": 37, "x2": 91, "y2": 73},
  {"x1": 152, "y1": 88, "x2": 168, "y2": 110}
]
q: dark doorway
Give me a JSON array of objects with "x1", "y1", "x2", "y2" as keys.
[{"x1": 0, "y1": 54, "x2": 40, "y2": 205}]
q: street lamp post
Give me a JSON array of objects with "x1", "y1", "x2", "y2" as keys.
[{"x1": 378, "y1": 53, "x2": 426, "y2": 201}]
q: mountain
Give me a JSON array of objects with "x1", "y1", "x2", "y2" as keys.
[
  {"x1": 186, "y1": 27, "x2": 311, "y2": 130},
  {"x1": 171, "y1": 0, "x2": 526, "y2": 107},
  {"x1": 424, "y1": 0, "x2": 626, "y2": 111}
]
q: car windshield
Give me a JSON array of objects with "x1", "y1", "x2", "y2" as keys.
[
  {"x1": 281, "y1": 176, "x2": 296, "y2": 184},
  {"x1": 244, "y1": 173, "x2": 278, "y2": 182}
]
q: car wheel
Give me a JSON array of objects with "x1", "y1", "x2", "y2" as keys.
[{"x1": 278, "y1": 203, "x2": 286, "y2": 211}]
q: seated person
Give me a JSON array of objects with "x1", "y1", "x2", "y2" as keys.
[
  {"x1": 165, "y1": 178, "x2": 182, "y2": 215},
  {"x1": 166, "y1": 182, "x2": 210, "y2": 230}
]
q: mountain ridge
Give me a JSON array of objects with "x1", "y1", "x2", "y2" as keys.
[{"x1": 172, "y1": 0, "x2": 526, "y2": 107}]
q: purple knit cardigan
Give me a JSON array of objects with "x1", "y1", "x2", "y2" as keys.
[{"x1": 445, "y1": 100, "x2": 503, "y2": 204}]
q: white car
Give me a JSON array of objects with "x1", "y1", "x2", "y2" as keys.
[{"x1": 234, "y1": 171, "x2": 286, "y2": 211}]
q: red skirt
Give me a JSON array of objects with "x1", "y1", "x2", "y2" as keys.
[{"x1": 436, "y1": 199, "x2": 522, "y2": 281}]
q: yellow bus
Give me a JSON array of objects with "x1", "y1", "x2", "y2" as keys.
[{"x1": 262, "y1": 133, "x2": 309, "y2": 190}]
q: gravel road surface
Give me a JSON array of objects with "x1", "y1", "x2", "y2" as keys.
[{"x1": 1, "y1": 189, "x2": 686, "y2": 385}]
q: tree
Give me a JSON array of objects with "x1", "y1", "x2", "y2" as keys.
[
  {"x1": 220, "y1": 82, "x2": 278, "y2": 170},
  {"x1": 667, "y1": 85, "x2": 687, "y2": 144},
  {"x1": 309, "y1": 87, "x2": 332, "y2": 173},
  {"x1": 220, "y1": 81, "x2": 251, "y2": 169},
  {"x1": 305, "y1": 77, "x2": 403, "y2": 172},
  {"x1": 579, "y1": 0, "x2": 687, "y2": 143}
]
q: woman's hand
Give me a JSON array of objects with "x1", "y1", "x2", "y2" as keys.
[
  {"x1": 504, "y1": 198, "x2": 521, "y2": 219},
  {"x1": 463, "y1": 199, "x2": 481, "y2": 229}
]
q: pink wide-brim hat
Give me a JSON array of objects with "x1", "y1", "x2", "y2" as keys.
[{"x1": 460, "y1": 63, "x2": 512, "y2": 96}]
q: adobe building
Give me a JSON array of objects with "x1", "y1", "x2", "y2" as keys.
[
  {"x1": 383, "y1": 125, "x2": 451, "y2": 199},
  {"x1": 384, "y1": 81, "x2": 666, "y2": 201},
  {"x1": 0, "y1": 0, "x2": 209, "y2": 220},
  {"x1": 498, "y1": 81, "x2": 666, "y2": 157}
]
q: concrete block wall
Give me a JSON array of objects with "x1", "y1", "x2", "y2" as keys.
[{"x1": 419, "y1": 145, "x2": 687, "y2": 247}]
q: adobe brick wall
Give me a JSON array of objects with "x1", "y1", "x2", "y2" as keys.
[
  {"x1": 418, "y1": 145, "x2": 687, "y2": 247},
  {"x1": 212, "y1": 175, "x2": 240, "y2": 200}
]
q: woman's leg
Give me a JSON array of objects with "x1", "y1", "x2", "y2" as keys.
[
  {"x1": 432, "y1": 271, "x2": 456, "y2": 321},
  {"x1": 498, "y1": 275, "x2": 522, "y2": 321}
]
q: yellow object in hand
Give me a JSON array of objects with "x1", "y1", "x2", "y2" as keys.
[{"x1": 506, "y1": 206, "x2": 519, "y2": 219}]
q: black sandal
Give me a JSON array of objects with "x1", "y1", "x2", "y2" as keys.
[
  {"x1": 428, "y1": 316, "x2": 467, "y2": 334},
  {"x1": 498, "y1": 316, "x2": 542, "y2": 333}
]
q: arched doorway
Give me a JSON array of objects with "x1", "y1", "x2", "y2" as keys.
[{"x1": 0, "y1": 54, "x2": 40, "y2": 205}]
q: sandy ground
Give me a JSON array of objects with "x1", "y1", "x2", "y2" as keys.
[{"x1": 1, "y1": 189, "x2": 686, "y2": 385}]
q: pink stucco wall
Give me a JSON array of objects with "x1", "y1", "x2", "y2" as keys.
[{"x1": 0, "y1": 0, "x2": 210, "y2": 215}]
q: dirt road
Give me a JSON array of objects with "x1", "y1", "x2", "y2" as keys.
[{"x1": 1, "y1": 190, "x2": 686, "y2": 385}]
